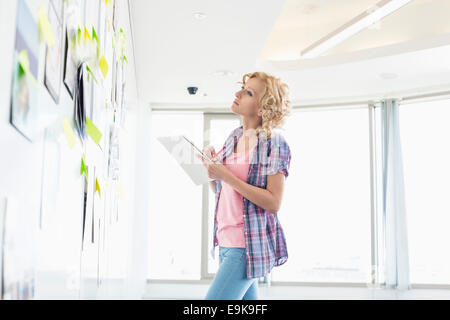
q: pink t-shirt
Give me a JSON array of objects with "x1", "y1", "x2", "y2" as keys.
[{"x1": 216, "y1": 144, "x2": 256, "y2": 248}]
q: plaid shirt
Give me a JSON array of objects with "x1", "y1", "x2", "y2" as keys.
[{"x1": 211, "y1": 125, "x2": 291, "y2": 278}]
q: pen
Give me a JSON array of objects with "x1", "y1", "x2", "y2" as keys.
[
  {"x1": 183, "y1": 135, "x2": 212, "y2": 161},
  {"x1": 214, "y1": 146, "x2": 226, "y2": 158}
]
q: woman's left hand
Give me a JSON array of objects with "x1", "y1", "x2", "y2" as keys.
[{"x1": 196, "y1": 154, "x2": 233, "y2": 182}]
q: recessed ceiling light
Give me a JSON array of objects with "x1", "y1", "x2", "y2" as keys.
[
  {"x1": 300, "y1": 0, "x2": 413, "y2": 59},
  {"x1": 212, "y1": 70, "x2": 234, "y2": 77},
  {"x1": 193, "y1": 12, "x2": 207, "y2": 20},
  {"x1": 379, "y1": 72, "x2": 398, "y2": 80}
]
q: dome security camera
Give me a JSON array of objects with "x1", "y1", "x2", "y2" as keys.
[{"x1": 187, "y1": 87, "x2": 198, "y2": 95}]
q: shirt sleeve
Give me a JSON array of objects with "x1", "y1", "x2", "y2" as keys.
[{"x1": 266, "y1": 134, "x2": 291, "y2": 178}]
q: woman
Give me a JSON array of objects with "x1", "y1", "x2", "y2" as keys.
[{"x1": 197, "y1": 71, "x2": 292, "y2": 300}]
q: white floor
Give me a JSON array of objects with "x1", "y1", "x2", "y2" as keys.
[{"x1": 144, "y1": 282, "x2": 450, "y2": 300}]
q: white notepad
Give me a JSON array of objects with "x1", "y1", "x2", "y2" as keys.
[{"x1": 157, "y1": 135, "x2": 214, "y2": 186}]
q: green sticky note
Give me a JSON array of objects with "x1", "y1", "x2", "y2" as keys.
[
  {"x1": 86, "y1": 117, "x2": 102, "y2": 145},
  {"x1": 77, "y1": 27, "x2": 81, "y2": 45},
  {"x1": 81, "y1": 156, "x2": 88, "y2": 181},
  {"x1": 92, "y1": 27, "x2": 100, "y2": 58},
  {"x1": 18, "y1": 50, "x2": 38, "y2": 88},
  {"x1": 92, "y1": 27, "x2": 99, "y2": 44},
  {"x1": 85, "y1": 64, "x2": 98, "y2": 83},
  {"x1": 18, "y1": 50, "x2": 30, "y2": 73}
]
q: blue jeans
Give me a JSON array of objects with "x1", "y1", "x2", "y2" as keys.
[{"x1": 205, "y1": 247, "x2": 259, "y2": 300}]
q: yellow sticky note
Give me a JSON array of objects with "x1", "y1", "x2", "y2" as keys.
[
  {"x1": 99, "y1": 55, "x2": 109, "y2": 78},
  {"x1": 95, "y1": 178, "x2": 101, "y2": 198},
  {"x1": 84, "y1": 26, "x2": 92, "y2": 44},
  {"x1": 115, "y1": 184, "x2": 124, "y2": 200},
  {"x1": 38, "y1": 7, "x2": 55, "y2": 47},
  {"x1": 62, "y1": 117, "x2": 77, "y2": 148},
  {"x1": 85, "y1": 117, "x2": 102, "y2": 145},
  {"x1": 105, "y1": 0, "x2": 109, "y2": 5},
  {"x1": 18, "y1": 50, "x2": 38, "y2": 88}
]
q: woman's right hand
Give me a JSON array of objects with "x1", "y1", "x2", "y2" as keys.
[
  {"x1": 203, "y1": 145, "x2": 217, "y2": 161},
  {"x1": 202, "y1": 146, "x2": 218, "y2": 189}
]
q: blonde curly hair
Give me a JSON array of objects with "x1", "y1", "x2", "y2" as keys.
[{"x1": 239, "y1": 71, "x2": 291, "y2": 139}]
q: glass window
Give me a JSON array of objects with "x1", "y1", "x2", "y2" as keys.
[
  {"x1": 148, "y1": 113, "x2": 204, "y2": 280},
  {"x1": 271, "y1": 107, "x2": 372, "y2": 283},
  {"x1": 399, "y1": 99, "x2": 450, "y2": 284}
]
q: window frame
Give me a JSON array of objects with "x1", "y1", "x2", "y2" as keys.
[
  {"x1": 201, "y1": 113, "x2": 241, "y2": 280},
  {"x1": 148, "y1": 92, "x2": 450, "y2": 290},
  {"x1": 396, "y1": 97, "x2": 450, "y2": 288},
  {"x1": 200, "y1": 107, "x2": 378, "y2": 287}
]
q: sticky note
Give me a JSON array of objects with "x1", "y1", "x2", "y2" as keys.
[
  {"x1": 85, "y1": 117, "x2": 102, "y2": 145},
  {"x1": 77, "y1": 27, "x2": 81, "y2": 45},
  {"x1": 92, "y1": 27, "x2": 99, "y2": 45},
  {"x1": 95, "y1": 178, "x2": 101, "y2": 198},
  {"x1": 84, "y1": 26, "x2": 92, "y2": 44},
  {"x1": 85, "y1": 64, "x2": 97, "y2": 83},
  {"x1": 105, "y1": 0, "x2": 109, "y2": 5},
  {"x1": 38, "y1": 7, "x2": 55, "y2": 47},
  {"x1": 62, "y1": 117, "x2": 77, "y2": 148},
  {"x1": 81, "y1": 156, "x2": 88, "y2": 181},
  {"x1": 92, "y1": 27, "x2": 100, "y2": 58},
  {"x1": 99, "y1": 55, "x2": 109, "y2": 78},
  {"x1": 18, "y1": 50, "x2": 38, "y2": 88},
  {"x1": 115, "y1": 184, "x2": 124, "y2": 200}
]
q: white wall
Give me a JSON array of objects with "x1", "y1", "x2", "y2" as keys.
[{"x1": 0, "y1": 0, "x2": 149, "y2": 299}]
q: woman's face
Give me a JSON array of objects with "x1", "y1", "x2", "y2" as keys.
[{"x1": 231, "y1": 77, "x2": 265, "y2": 119}]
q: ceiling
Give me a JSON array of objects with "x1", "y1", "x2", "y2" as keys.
[{"x1": 131, "y1": 0, "x2": 450, "y2": 108}]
